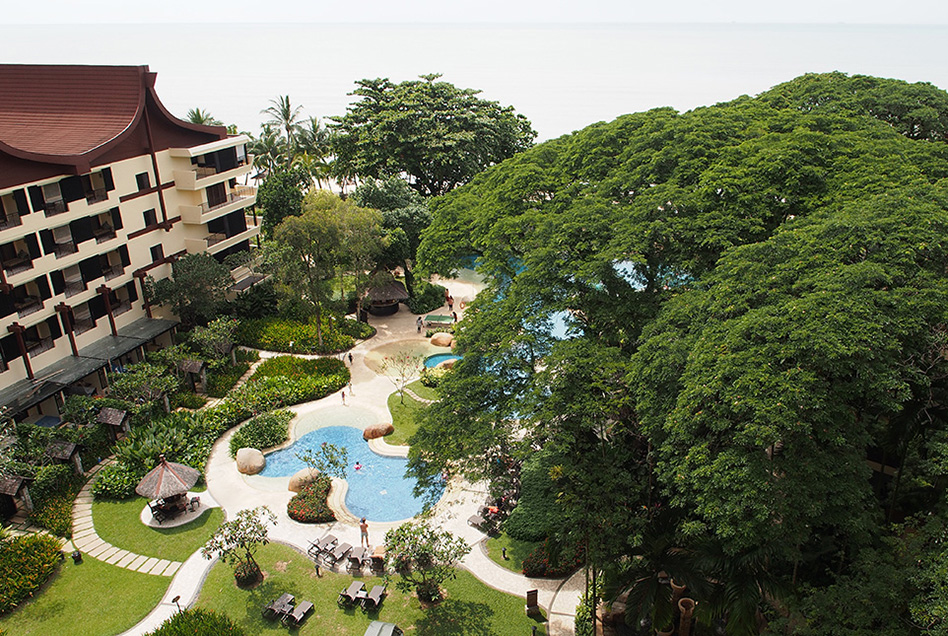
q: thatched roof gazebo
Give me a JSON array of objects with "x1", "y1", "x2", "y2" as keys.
[
  {"x1": 135, "y1": 455, "x2": 200, "y2": 501},
  {"x1": 366, "y1": 280, "x2": 409, "y2": 316}
]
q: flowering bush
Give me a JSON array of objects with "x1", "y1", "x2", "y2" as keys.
[
  {"x1": 521, "y1": 538, "x2": 585, "y2": 578},
  {"x1": 0, "y1": 534, "x2": 62, "y2": 613},
  {"x1": 229, "y1": 410, "x2": 293, "y2": 457},
  {"x1": 287, "y1": 475, "x2": 335, "y2": 523},
  {"x1": 420, "y1": 366, "x2": 448, "y2": 388}
]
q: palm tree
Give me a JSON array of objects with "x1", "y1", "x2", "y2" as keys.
[
  {"x1": 297, "y1": 117, "x2": 334, "y2": 188},
  {"x1": 249, "y1": 124, "x2": 285, "y2": 176},
  {"x1": 261, "y1": 95, "x2": 304, "y2": 167},
  {"x1": 186, "y1": 107, "x2": 223, "y2": 127}
]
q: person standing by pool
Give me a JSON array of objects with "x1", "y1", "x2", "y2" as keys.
[
  {"x1": 360, "y1": 517, "x2": 369, "y2": 547},
  {"x1": 341, "y1": 390, "x2": 346, "y2": 405}
]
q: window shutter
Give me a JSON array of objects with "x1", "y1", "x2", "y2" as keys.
[
  {"x1": 12, "y1": 190, "x2": 28, "y2": 216},
  {"x1": 36, "y1": 276, "x2": 51, "y2": 300},
  {"x1": 79, "y1": 257, "x2": 103, "y2": 284},
  {"x1": 89, "y1": 296, "x2": 106, "y2": 320},
  {"x1": 119, "y1": 246, "x2": 131, "y2": 267},
  {"x1": 39, "y1": 229, "x2": 56, "y2": 255},
  {"x1": 50, "y1": 270, "x2": 65, "y2": 295},
  {"x1": 60, "y1": 176, "x2": 85, "y2": 203},
  {"x1": 25, "y1": 235, "x2": 41, "y2": 260},
  {"x1": 110, "y1": 207, "x2": 123, "y2": 230},
  {"x1": 0, "y1": 296, "x2": 14, "y2": 320},
  {"x1": 126, "y1": 281, "x2": 138, "y2": 302},
  {"x1": 102, "y1": 168, "x2": 115, "y2": 192},
  {"x1": 28, "y1": 186, "x2": 46, "y2": 212}
]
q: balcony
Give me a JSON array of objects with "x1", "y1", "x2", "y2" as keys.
[
  {"x1": 93, "y1": 227, "x2": 117, "y2": 244},
  {"x1": 180, "y1": 186, "x2": 256, "y2": 225},
  {"x1": 64, "y1": 279, "x2": 86, "y2": 298},
  {"x1": 45, "y1": 199, "x2": 68, "y2": 217},
  {"x1": 15, "y1": 296, "x2": 43, "y2": 317},
  {"x1": 173, "y1": 161, "x2": 253, "y2": 191},
  {"x1": 3, "y1": 256, "x2": 32, "y2": 276},
  {"x1": 54, "y1": 241, "x2": 78, "y2": 258},
  {"x1": 112, "y1": 299, "x2": 132, "y2": 317},
  {"x1": 73, "y1": 317, "x2": 95, "y2": 335},
  {"x1": 85, "y1": 188, "x2": 109, "y2": 205},
  {"x1": 0, "y1": 213, "x2": 21, "y2": 232},
  {"x1": 103, "y1": 264, "x2": 125, "y2": 282},
  {"x1": 25, "y1": 336, "x2": 54, "y2": 357}
]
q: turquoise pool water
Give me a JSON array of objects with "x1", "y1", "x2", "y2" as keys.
[
  {"x1": 260, "y1": 425, "x2": 441, "y2": 522},
  {"x1": 424, "y1": 353, "x2": 461, "y2": 368}
]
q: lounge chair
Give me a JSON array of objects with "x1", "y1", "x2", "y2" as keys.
[
  {"x1": 338, "y1": 580, "x2": 365, "y2": 606},
  {"x1": 361, "y1": 585, "x2": 386, "y2": 612},
  {"x1": 370, "y1": 545, "x2": 387, "y2": 572},
  {"x1": 308, "y1": 534, "x2": 337, "y2": 558},
  {"x1": 283, "y1": 600, "x2": 313, "y2": 626},
  {"x1": 347, "y1": 546, "x2": 368, "y2": 571},
  {"x1": 327, "y1": 541, "x2": 352, "y2": 565}
]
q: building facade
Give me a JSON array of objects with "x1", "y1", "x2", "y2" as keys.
[{"x1": 0, "y1": 64, "x2": 259, "y2": 422}]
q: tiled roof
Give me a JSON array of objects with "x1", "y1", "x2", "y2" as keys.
[{"x1": 0, "y1": 65, "x2": 145, "y2": 159}]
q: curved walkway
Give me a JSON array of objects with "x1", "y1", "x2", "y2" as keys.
[{"x1": 116, "y1": 281, "x2": 581, "y2": 635}]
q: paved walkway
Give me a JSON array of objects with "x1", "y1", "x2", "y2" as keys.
[{"x1": 114, "y1": 278, "x2": 581, "y2": 635}]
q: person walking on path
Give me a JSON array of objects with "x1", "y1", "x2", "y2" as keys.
[
  {"x1": 341, "y1": 390, "x2": 346, "y2": 405},
  {"x1": 348, "y1": 352, "x2": 353, "y2": 365},
  {"x1": 447, "y1": 295, "x2": 454, "y2": 311},
  {"x1": 416, "y1": 316, "x2": 423, "y2": 333},
  {"x1": 360, "y1": 518, "x2": 369, "y2": 547}
]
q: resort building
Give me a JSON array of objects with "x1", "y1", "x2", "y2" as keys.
[{"x1": 0, "y1": 64, "x2": 258, "y2": 423}]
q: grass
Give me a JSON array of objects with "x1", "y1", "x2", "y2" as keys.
[
  {"x1": 386, "y1": 390, "x2": 428, "y2": 446},
  {"x1": 92, "y1": 496, "x2": 224, "y2": 562},
  {"x1": 0, "y1": 553, "x2": 169, "y2": 635},
  {"x1": 196, "y1": 542, "x2": 547, "y2": 635},
  {"x1": 485, "y1": 532, "x2": 541, "y2": 574},
  {"x1": 407, "y1": 378, "x2": 439, "y2": 401}
]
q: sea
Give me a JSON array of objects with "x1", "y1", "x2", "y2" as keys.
[{"x1": 1, "y1": 23, "x2": 947, "y2": 141}]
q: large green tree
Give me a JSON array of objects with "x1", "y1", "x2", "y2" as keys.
[
  {"x1": 331, "y1": 74, "x2": 536, "y2": 197},
  {"x1": 148, "y1": 252, "x2": 232, "y2": 328},
  {"x1": 255, "y1": 165, "x2": 308, "y2": 235}
]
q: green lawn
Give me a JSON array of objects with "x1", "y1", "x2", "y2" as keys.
[
  {"x1": 486, "y1": 532, "x2": 541, "y2": 575},
  {"x1": 0, "y1": 554, "x2": 169, "y2": 636},
  {"x1": 406, "y1": 378, "x2": 439, "y2": 401},
  {"x1": 386, "y1": 391, "x2": 428, "y2": 446},
  {"x1": 197, "y1": 542, "x2": 547, "y2": 635},
  {"x1": 92, "y1": 496, "x2": 224, "y2": 562}
]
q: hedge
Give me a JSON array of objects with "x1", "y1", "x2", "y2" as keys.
[
  {"x1": 0, "y1": 534, "x2": 62, "y2": 613},
  {"x1": 145, "y1": 608, "x2": 244, "y2": 636},
  {"x1": 522, "y1": 538, "x2": 585, "y2": 578},
  {"x1": 236, "y1": 315, "x2": 373, "y2": 354},
  {"x1": 228, "y1": 410, "x2": 293, "y2": 457},
  {"x1": 287, "y1": 475, "x2": 335, "y2": 523},
  {"x1": 29, "y1": 465, "x2": 82, "y2": 538}
]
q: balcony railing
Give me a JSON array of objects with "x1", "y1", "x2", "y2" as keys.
[
  {"x1": 93, "y1": 227, "x2": 117, "y2": 243},
  {"x1": 112, "y1": 299, "x2": 132, "y2": 316},
  {"x1": 201, "y1": 189, "x2": 254, "y2": 214},
  {"x1": 85, "y1": 188, "x2": 108, "y2": 204},
  {"x1": 54, "y1": 241, "x2": 78, "y2": 258},
  {"x1": 196, "y1": 166, "x2": 218, "y2": 178},
  {"x1": 73, "y1": 317, "x2": 95, "y2": 335},
  {"x1": 25, "y1": 336, "x2": 54, "y2": 356},
  {"x1": 64, "y1": 280, "x2": 86, "y2": 298},
  {"x1": 3, "y1": 256, "x2": 32, "y2": 275},
  {"x1": 0, "y1": 213, "x2": 22, "y2": 231},
  {"x1": 103, "y1": 264, "x2": 124, "y2": 281},
  {"x1": 45, "y1": 199, "x2": 68, "y2": 216},
  {"x1": 206, "y1": 232, "x2": 228, "y2": 247},
  {"x1": 15, "y1": 296, "x2": 42, "y2": 317}
]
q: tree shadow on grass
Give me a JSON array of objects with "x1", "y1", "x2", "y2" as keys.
[{"x1": 415, "y1": 599, "x2": 497, "y2": 636}]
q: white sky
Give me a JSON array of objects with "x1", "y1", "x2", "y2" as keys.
[{"x1": 7, "y1": 0, "x2": 948, "y2": 24}]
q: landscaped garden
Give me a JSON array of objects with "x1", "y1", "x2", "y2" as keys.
[{"x1": 195, "y1": 542, "x2": 547, "y2": 635}]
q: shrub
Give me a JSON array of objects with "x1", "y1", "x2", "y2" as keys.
[
  {"x1": 420, "y1": 366, "x2": 448, "y2": 388},
  {"x1": 29, "y1": 464, "x2": 82, "y2": 538},
  {"x1": 252, "y1": 356, "x2": 345, "y2": 381},
  {"x1": 205, "y1": 362, "x2": 250, "y2": 398},
  {"x1": 235, "y1": 348, "x2": 259, "y2": 363},
  {"x1": 146, "y1": 607, "x2": 245, "y2": 636},
  {"x1": 425, "y1": 325, "x2": 454, "y2": 337},
  {"x1": 287, "y1": 474, "x2": 335, "y2": 523},
  {"x1": 237, "y1": 315, "x2": 367, "y2": 354},
  {"x1": 406, "y1": 281, "x2": 447, "y2": 314},
  {"x1": 503, "y1": 449, "x2": 565, "y2": 542},
  {"x1": 170, "y1": 391, "x2": 207, "y2": 410},
  {"x1": 92, "y1": 461, "x2": 146, "y2": 500},
  {"x1": 230, "y1": 279, "x2": 279, "y2": 321},
  {"x1": 0, "y1": 534, "x2": 62, "y2": 613},
  {"x1": 521, "y1": 538, "x2": 585, "y2": 578},
  {"x1": 229, "y1": 410, "x2": 293, "y2": 457}
]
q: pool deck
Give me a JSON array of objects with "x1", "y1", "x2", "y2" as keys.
[{"x1": 118, "y1": 277, "x2": 582, "y2": 636}]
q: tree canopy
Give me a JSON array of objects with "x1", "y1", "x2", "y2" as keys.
[
  {"x1": 331, "y1": 74, "x2": 537, "y2": 197},
  {"x1": 412, "y1": 72, "x2": 948, "y2": 633}
]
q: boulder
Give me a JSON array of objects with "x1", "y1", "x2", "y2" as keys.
[
  {"x1": 236, "y1": 448, "x2": 265, "y2": 475},
  {"x1": 288, "y1": 467, "x2": 321, "y2": 492},
  {"x1": 430, "y1": 332, "x2": 454, "y2": 347},
  {"x1": 437, "y1": 358, "x2": 457, "y2": 369},
  {"x1": 363, "y1": 422, "x2": 395, "y2": 440}
]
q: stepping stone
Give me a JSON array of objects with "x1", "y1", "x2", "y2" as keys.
[
  {"x1": 127, "y1": 555, "x2": 149, "y2": 571},
  {"x1": 162, "y1": 562, "x2": 181, "y2": 577},
  {"x1": 138, "y1": 557, "x2": 160, "y2": 573},
  {"x1": 99, "y1": 546, "x2": 120, "y2": 560},
  {"x1": 106, "y1": 549, "x2": 130, "y2": 565},
  {"x1": 116, "y1": 552, "x2": 138, "y2": 568},
  {"x1": 87, "y1": 542, "x2": 113, "y2": 558},
  {"x1": 150, "y1": 559, "x2": 171, "y2": 575}
]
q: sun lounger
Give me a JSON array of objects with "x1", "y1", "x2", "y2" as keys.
[
  {"x1": 327, "y1": 541, "x2": 352, "y2": 565},
  {"x1": 347, "y1": 546, "x2": 369, "y2": 570},
  {"x1": 283, "y1": 600, "x2": 313, "y2": 626},
  {"x1": 338, "y1": 580, "x2": 366, "y2": 606},
  {"x1": 361, "y1": 585, "x2": 387, "y2": 612},
  {"x1": 263, "y1": 592, "x2": 294, "y2": 619},
  {"x1": 371, "y1": 545, "x2": 387, "y2": 572},
  {"x1": 308, "y1": 533, "x2": 337, "y2": 557}
]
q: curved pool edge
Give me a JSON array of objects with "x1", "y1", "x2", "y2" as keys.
[{"x1": 368, "y1": 436, "x2": 409, "y2": 457}]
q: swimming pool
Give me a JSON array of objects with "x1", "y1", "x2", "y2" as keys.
[
  {"x1": 259, "y1": 425, "x2": 441, "y2": 522},
  {"x1": 363, "y1": 339, "x2": 450, "y2": 375},
  {"x1": 424, "y1": 353, "x2": 461, "y2": 368}
]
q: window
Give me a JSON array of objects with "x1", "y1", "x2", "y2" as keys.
[
  {"x1": 136, "y1": 172, "x2": 151, "y2": 191},
  {"x1": 149, "y1": 244, "x2": 164, "y2": 263},
  {"x1": 143, "y1": 208, "x2": 157, "y2": 227}
]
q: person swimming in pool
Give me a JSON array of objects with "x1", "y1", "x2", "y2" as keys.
[{"x1": 355, "y1": 462, "x2": 363, "y2": 470}]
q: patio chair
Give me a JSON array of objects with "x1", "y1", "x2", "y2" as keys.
[
  {"x1": 283, "y1": 600, "x2": 313, "y2": 626},
  {"x1": 338, "y1": 580, "x2": 365, "y2": 607},
  {"x1": 148, "y1": 502, "x2": 166, "y2": 524},
  {"x1": 361, "y1": 585, "x2": 387, "y2": 612}
]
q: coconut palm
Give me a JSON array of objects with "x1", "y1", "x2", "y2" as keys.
[
  {"x1": 249, "y1": 124, "x2": 285, "y2": 175},
  {"x1": 296, "y1": 117, "x2": 334, "y2": 188},
  {"x1": 186, "y1": 107, "x2": 223, "y2": 127},
  {"x1": 261, "y1": 95, "x2": 304, "y2": 167}
]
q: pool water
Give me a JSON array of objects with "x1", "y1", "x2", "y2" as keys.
[
  {"x1": 424, "y1": 353, "x2": 461, "y2": 368},
  {"x1": 259, "y1": 425, "x2": 442, "y2": 522}
]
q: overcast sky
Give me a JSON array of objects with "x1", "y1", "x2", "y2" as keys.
[{"x1": 7, "y1": 0, "x2": 948, "y2": 24}]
